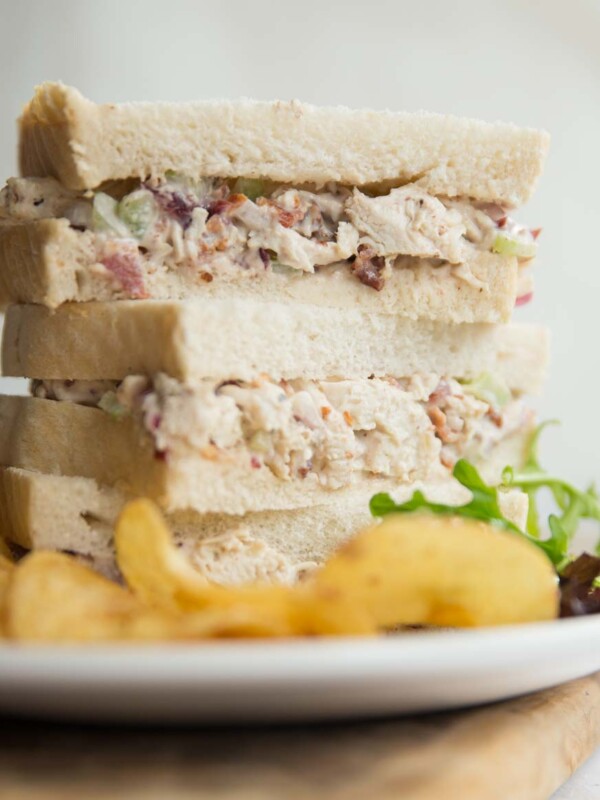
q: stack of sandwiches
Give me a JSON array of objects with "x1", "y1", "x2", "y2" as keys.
[{"x1": 0, "y1": 83, "x2": 549, "y2": 583}]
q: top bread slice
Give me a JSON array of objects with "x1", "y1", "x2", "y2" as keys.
[{"x1": 19, "y1": 83, "x2": 549, "y2": 205}]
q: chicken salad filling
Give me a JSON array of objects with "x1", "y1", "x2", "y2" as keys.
[
  {"x1": 32, "y1": 373, "x2": 533, "y2": 489},
  {"x1": 2, "y1": 175, "x2": 538, "y2": 300}
]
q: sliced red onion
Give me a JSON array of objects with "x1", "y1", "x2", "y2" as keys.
[{"x1": 515, "y1": 292, "x2": 533, "y2": 307}]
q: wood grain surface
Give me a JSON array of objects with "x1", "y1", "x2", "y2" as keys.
[{"x1": 0, "y1": 673, "x2": 598, "y2": 800}]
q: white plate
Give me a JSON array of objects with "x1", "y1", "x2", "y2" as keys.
[{"x1": 0, "y1": 616, "x2": 599, "y2": 723}]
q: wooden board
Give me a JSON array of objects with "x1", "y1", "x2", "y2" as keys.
[{"x1": 0, "y1": 673, "x2": 598, "y2": 800}]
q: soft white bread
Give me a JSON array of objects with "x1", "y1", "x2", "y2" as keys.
[
  {"x1": 0, "y1": 466, "x2": 528, "y2": 580},
  {"x1": 0, "y1": 396, "x2": 532, "y2": 516},
  {"x1": 19, "y1": 83, "x2": 549, "y2": 205},
  {"x1": 1, "y1": 299, "x2": 550, "y2": 391},
  {"x1": 0, "y1": 218, "x2": 517, "y2": 322}
]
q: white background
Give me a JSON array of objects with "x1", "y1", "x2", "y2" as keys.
[{"x1": 0, "y1": 0, "x2": 598, "y2": 485}]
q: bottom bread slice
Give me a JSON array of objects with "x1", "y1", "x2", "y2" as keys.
[{"x1": 0, "y1": 466, "x2": 528, "y2": 584}]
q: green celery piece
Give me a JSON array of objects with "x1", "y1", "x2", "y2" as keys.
[
  {"x1": 92, "y1": 192, "x2": 131, "y2": 237},
  {"x1": 492, "y1": 233, "x2": 537, "y2": 259},
  {"x1": 118, "y1": 190, "x2": 157, "y2": 239},
  {"x1": 460, "y1": 372, "x2": 511, "y2": 408},
  {"x1": 98, "y1": 391, "x2": 127, "y2": 420},
  {"x1": 233, "y1": 178, "x2": 265, "y2": 201}
]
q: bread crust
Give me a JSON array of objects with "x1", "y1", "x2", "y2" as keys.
[
  {"x1": 0, "y1": 218, "x2": 518, "y2": 320},
  {"x1": 1, "y1": 300, "x2": 549, "y2": 391},
  {"x1": 19, "y1": 83, "x2": 549, "y2": 205}
]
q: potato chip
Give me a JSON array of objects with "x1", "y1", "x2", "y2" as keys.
[
  {"x1": 0, "y1": 554, "x2": 15, "y2": 635},
  {"x1": 1, "y1": 502, "x2": 560, "y2": 643},
  {"x1": 310, "y1": 514, "x2": 559, "y2": 627},
  {"x1": 4, "y1": 551, "x2": 310, "y2": 642},
  {"x1": 3, "y1": 551, "x2": 185, "y2": 642}
]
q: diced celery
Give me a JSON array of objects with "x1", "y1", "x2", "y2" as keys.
[
  {"x1": 92, "y1": 192, "x2": 131, "y2": 237},
  {"x1": 248, "y1": 430, "x2": 271, "y2": 454},
  {"x1": 233, "y1": 178, "x2": 265, "y2": 201},
  {"x1": 118, "y1": 190, "x2": 157, "y2": 239},
  {"x1": 271, "y1": 261, "x2": 298, "y2": 275},
  {"x1": 460, "y1": 372, "x2": 512, "y2": 408},
  {"x1": 492, "y1": 233, "x2": 537, "y2": 259},
  {"x1": 98, "y1": 391, "x2": 127, "y2": 420}
]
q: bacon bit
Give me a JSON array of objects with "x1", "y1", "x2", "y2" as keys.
[
  {"x1": 516, "y1": 292, "x2": 533, "y2": 307},
  {"x1": 343, "y1": 410, "x2": 354, "y2": 427},
  {"x1": 101, "y1": 251, "x2": 148, "y2": 299},
  {"x1": 250, "y1": 456, "x2": 262, "y2": 470},
  {"x1": 351, "y1": 245, "x2": 386, "y2": 291},
  {"x1": 487, "y1": 408, "x2": 503, "y2": 428},
  {"x1": 154, "y1": 449, "x2": 168, "y2": 462},
  {"x1": 531, "y1": 228, "x2": 542, "y2": 240},
  {"x1": 321, "y1": 406, "x2": 331, "y2": 420},
  {"x1": 497, "y1": 216, "x2": 507, "y2": 228},
  {"x1": 298, "y1": 465, "x2": 311, "y2": 478},
  {"x1": 256, "y1": 197, "x2": 306, "y2": 229},
  {"x1": 428, "y1": 381, "x2": 451, "y2": 405},
  {"x1": 200, "y1": 444, "x2": 221, "y2": 461},
  {"x1": 200, "y1": 272, "x2": 213, "y2": 283},
  {"x1": 440, "y1": 452, "x2": 454, "y2": 470},
  {"x1": 427, "y1": 406, "x2": 455, "y2": 444},
  {"x1": 277, "y1": 208, "x2": 300, "y2": 228},
  {"x1": 208, "y1": 193, "x2": 246, "y2": 218}
]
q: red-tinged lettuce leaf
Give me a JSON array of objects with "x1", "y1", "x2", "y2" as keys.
[{"x1": 559, "y1": 553, "x2": 600, "y2": 617}]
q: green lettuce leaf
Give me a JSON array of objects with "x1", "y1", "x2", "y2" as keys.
[{"x1": 370, "y1": 423, "x2": 600, "y2": 567}]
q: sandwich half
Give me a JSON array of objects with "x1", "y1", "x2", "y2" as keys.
[
  {"x1": 0, "y1": 313, "x2": 546, "y2": 515},
  {"x1": 0, "y1": 83, "x2": 547, "y2": 320}
]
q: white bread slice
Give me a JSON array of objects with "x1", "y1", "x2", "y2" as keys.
[
  {"x1": 19, "y1": 83, "x2": 549, "y2": 205},
  {"x1": 0, "y1": 466, "x2": 528, "y2": 581},
  {"x1": 0, "y1": 218, "x2": 517, "y2": 322},
  {"x1": 0, "y1": 395, "x2": 533, "y2": 516},
  {"x1": 1, "y1": 299, "x2": 549, "y2": 391}
]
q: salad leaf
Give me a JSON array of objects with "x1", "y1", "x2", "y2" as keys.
[
  {"x1": 502, "y1": 422, "x2": 600, "y2": 565},
  {"x1": 370, "y1": 423, "x2": 600, "y2": 567},
  {"x1": 559, "y1": 553, "x2": 600, "y2": 616},
  {"x1": 371, "y1": 459, "x2": 523, "y2": 539}
]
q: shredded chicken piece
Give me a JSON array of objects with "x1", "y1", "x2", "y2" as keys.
[{"x1": 346, "y1": 186, "x2": 466, "y2": 264}]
